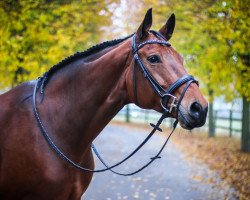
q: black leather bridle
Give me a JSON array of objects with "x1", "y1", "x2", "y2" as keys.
[
  {"x1": 132, "y1": 31, "x2": 198, "y2": 114},
  {"x1": 33, "y1": 32, "x2": 199, "y2": 176}
]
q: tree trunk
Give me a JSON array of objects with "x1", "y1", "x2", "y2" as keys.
[{"x1": 241, "y1": 97, "x2": 250, "y2": 152}]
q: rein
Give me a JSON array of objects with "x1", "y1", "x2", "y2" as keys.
[{"x1": 33, "y1": 33, "x2": 198, "y2": 175}]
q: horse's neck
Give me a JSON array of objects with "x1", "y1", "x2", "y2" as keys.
[{"x1": 40, "y1": 39, "x2": 132, "y2": 159}]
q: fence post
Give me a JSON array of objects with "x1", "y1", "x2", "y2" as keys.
[
  {"x1": 241, "y1": 97, "x2": 250, "y2": 152},
  {"x1": 229, "y1": 110, "x2": 233, "y2": 137},
  {"x1": 208, "y1": 102, "x2": 215, "y2": 137},
  {"x1": 144, "y1": 110, "x2": 149, "y2": 123},
  {"x1": 169, "y1": 118, "x2": 174, "y2": 128},
  {"x1": 214, "y1": 110, "x2": 218, "y2": 134},
  {"x1": 126, "y1": 105, "x2": 130, "y2": 123}
]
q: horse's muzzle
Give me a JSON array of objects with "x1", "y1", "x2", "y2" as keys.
[{"x1": 178, "y1": 102, "x2": 208, "y2": 130}]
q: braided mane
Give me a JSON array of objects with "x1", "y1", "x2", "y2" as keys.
[{"x1": 41, "y1": 34, "x2": 133, "y2": 89}]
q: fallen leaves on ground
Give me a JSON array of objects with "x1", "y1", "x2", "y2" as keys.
[
  {"x1": 171, "y1": 129, "x2": 250, "y2": 200},
  {"x1": 111, "y1": 121, "x2": 250, "y2": 199}
]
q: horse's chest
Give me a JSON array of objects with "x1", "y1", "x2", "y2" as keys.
[
  {"x1": 0, "y1": 144, "x2": 93, "y2": 200},
  {"x1": 0, "y1": 168, "x2": 89, "y2": 200}
]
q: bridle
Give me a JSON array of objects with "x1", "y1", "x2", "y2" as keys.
[
  {"x1": 33, "y1": 32, "x2": 199, "y2": 176},
  {"x1": 132, "y1": 31, "x2": 198, "y2": 113}
]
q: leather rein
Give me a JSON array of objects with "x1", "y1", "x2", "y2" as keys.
[{"x1": 33, "y1": 32, "x2": 199, "y2": 176}]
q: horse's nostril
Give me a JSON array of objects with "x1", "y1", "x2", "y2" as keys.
[{"x1": 189, "y1": 102, "x2": 202, "y2": 120}]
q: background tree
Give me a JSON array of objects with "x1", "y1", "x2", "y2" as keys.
[
  {"x1": 0, "y1": 0, "x2": 116, "y2": 89},
  {"x1": 200, "y1": 0, "x2": 250, "y2": 151}
]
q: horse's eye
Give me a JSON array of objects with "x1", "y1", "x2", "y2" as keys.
[{"x1": 147, "y1": 55, "x2": 161, "y2": 64}]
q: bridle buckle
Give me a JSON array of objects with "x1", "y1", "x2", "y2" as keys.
[
  {"x1": 169, "y1": 96, "x2": 177, "y2": 113},
  {"x1": 161, "y1": 94, "x2": 177, "y2": 113}
]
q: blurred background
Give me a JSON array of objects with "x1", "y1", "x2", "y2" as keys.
[{"x1": 0, "y1": 0, "x2": 249, "y2": 199}]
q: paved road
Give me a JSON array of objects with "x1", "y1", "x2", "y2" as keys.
[{"x1": 82, "y1": 124, "x2": 236, "y2": 200}]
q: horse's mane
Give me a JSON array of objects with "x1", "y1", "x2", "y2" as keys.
[{"x1": 44, "y1": 34, "x2": 133, "y2": 82}]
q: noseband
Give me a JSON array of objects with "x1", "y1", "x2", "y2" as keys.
[{"x1": 33, "y1": 32, "x2": 199, "y2": 176}]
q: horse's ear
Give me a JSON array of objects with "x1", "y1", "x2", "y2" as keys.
[
  {"x1": 159, "y1": 13, "x2": 175, "y2": 41},
  {"x1": 136, "y1": 8, "x2": 153, "y2": 40}
]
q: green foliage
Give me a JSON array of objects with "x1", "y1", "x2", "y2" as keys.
[
  {"x1": 179, "y1": 0, "x2": 249, "y2": 101},
  {"x1": 0, "y1": 0, "x2": 115, "y2": 89},
  {"x1": 194, "y1": 0, "x2": 250, "y2": 101}
]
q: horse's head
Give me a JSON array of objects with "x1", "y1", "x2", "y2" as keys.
[{"x1": 126, "y1": 9, "x2": 208, "y2": 130}]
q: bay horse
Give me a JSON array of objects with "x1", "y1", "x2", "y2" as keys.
[{"x1": 0, "y1": 9, "x2": 208, "y2": 200}]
